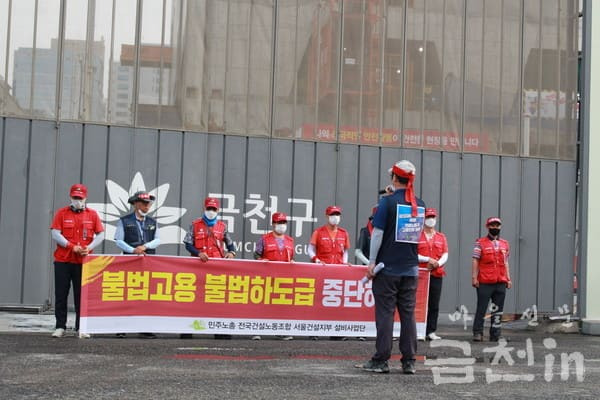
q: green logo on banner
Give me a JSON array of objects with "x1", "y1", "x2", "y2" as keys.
[{"x1": 191, "y1": 320, "x2": 206, "y2": 331}]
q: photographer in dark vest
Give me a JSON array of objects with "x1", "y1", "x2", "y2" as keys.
[
  {"x1": 115, "y1": 191, "x2": 160, "y2": 255},
  {"x1": 114, "y1": 190, "x2": 160, "y2": 338}
]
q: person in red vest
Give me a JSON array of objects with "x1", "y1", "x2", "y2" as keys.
[
  {"x1": 308, "y1": 205, "x2": 351, "y2": 340},
  {"x1": 253, "y1": 212, "x2": 295, "y2": 341},
  {"x1": 183, "y1": 196, "x2": 236, "y2": 340},
  {"x1": 417, "y1": 208, "x2": 448, "y2": 341},
  {"x1": 50, "y1": 184, "x2": 104, "y2": 339},
  {"x1": 308, "y1": 205, "x2": 350, "y2": 265},
  {"x1": 471, "y1": 217, "x2": 512, "y2": 342},
  {"x1": 254, "y1": 212, "x2": 295, "y2": 262},
  {"x1": 183, "y1": 197, "x2": 236, "y2": 261}
]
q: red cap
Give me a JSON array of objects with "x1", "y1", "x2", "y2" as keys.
[
  {"x1": 69, "y1": 184, "x2": 87, "y2": 199},
  {"x1": 486, "y1": 217, "x2": 502, "y2": 226},
  {"x1": 204, "y1": 197, "x2": 220, "y2": 209},
  {"x1": 325, "y1": 205, "x2": 342, "y2": 215},
  {"x1": 425, "y1": 208, "x2": 437, "y2": 217},
  {"x1": 271, "y1": 212, "x2": 288, "y2": 224}
]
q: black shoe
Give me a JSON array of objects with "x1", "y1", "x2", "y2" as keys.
[
  {"x1": 402, "y1": 361, "x2": 416, "y2": 375},
  {"x1": 139, "y1": 333, "x2": 156, "y2": 338},
  {"x1": 115, "y1": 333, "x2": 126, "y2": 338},
  {"x1": 355, "y1": 359, "x2": 390, "y2": 373},
  {"x1": 214, "y1": 334, "x2": 232, "y2": 340},
  {"x1": 472, "y1": 333, "x2": 483, "y2": 342},
  {"x1": 179, "y1": 334, "x2": 193, "y2": 339}
]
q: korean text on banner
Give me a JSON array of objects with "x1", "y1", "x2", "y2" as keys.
[{"x1": 80, "y1": 255, "x2": 430, "y2": 337}]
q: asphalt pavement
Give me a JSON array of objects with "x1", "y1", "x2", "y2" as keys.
[{"x1": 1, "y1": 312, "x2": 599, "y2": 399}]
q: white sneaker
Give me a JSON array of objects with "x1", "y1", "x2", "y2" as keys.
[
  {"x1": 78, "y1": 332, "x2": 91, "y2": 339},
  {"x1": 280, "y1": 336, "x2": 294, "y2": 341},
  {"x1": 417, "y1": 335, "x2": 426, "y2": 341},
  {"x1": 427, "y1": 332, "x2": 442, "y2": 340},
  {"x1": 51, "y1": 328, "x2": 66, "y2": 338},
  {"x1": 251, "y1": 335, "x2": 261, "y2": 340}
]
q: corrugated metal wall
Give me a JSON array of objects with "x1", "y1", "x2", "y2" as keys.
[{"x1": 0, "y1": 117, "x2": 576, "y2": 316}]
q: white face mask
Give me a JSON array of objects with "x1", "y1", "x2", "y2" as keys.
[
  {"x1": 71, "y1": 199, "x2": 86, "y2": 210},
  {"x1": 424, "y1": 218, "x2": 436, "y2": 228},
  {"x1": 137, "y1": 209, "x2": 149, "y2": 217},
  {"x1": 328, "y1": 215, "x2": 341, "y2": 226},
  {"x1": 204, "y1": 210, "x2": 218, "y2": 220},
  {"x1": 274, "y1": 224, "x2": 287, "y2": 234}
]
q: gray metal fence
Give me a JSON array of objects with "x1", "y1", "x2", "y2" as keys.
[{"x1": 0, "y1": 117, "x2": 576, "y2": 316}]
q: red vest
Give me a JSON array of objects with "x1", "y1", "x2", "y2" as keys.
[
  {"x1": 314, "y1": 225, "x2": 348, "y2": 264},
  {"x1": 192, "y1": 219, "x2": 227, "y2": 258},
  {"x1": 52, "y1": 206, "x2": 102, "y2": 264},
  {"x1": 261, "y1": 232, "x2": 294, "y2": 262},
  {"x1": 477, "y1": 236, "x2": 510, "y2": 284},
  {"x1": 418, "y1": 231, "x2": 448, "y2": 278}
]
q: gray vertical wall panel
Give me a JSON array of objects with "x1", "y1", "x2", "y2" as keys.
[
  {"x1": 458, "y1": 154, "x2": 482, "y2": 313},
  {"x1": 420, "y1": 151, "x2": 442, "y2": 209},
  {"x1": 554, "y1": 162, "x2": 576, "y2": 309},
  {"x1": 291, "y1": 141, "x2": 315, "y2": 262},
  {"x1": 336, "y1": 144, "x2": 359, "y2": 258},
  {"x1": 53, "y1": 123, "x2": 83, "y2": 213},
  {"x1": 518, "y1": 159, "x2": 541, "y2": 311},
  {"x1": 243, "y1": 137, "x2": 271, "y2": 258},
  {"x1": 22, "y1": 121, "x2": 57, "y2": 305},
  {"x1": 81, "y1": 124, "x2": 109, "y2": 253},
  {"x1": 157, "y1": 131, "x2": 184, "y2": 255},
  {"x1": 222, "y1": 136, "x2": 248, "y2": 256},
  {"x1": 356, "y1": 146, "x2": 380, "y2": 262},
  {"x1": 402, "y1": 148, "x2": 422, "y2": 197},
  {"x1": 269, "y1": 139, "x2": 294, "y2": 214},
  {"x1": 269, "y1": 140, "x2": 294, "y2": 254},
  {"x1": 313, "y1": 142, "x2": 337, "y2": 231},
  {"x1": 103, "y1": 126, "x2": 134, "y2": 254},
  {"x1": 179, "y1": 132, "x2": 209, "y2": 249},
  {"x1": 379, "y1": 147, "x2": 401, "y2": 189},
  {"x1": 131, "y1": 129, "x2": 159, "y2": 191},
  {"x1": 82, "y1": 125, "x2": 109, "y2": 202},
  {"x1": 0, "y1": 118, "x2": 30, "y2": 303},
  {"x1": 538, "y1": 161, "x2": 557, "y2": 311},
  {"x1": 440, "y1": 152, "x2": 462, "y2": 313},
  {"x1": 205, "y1": 134, "x2": 225, "y2": 196},
  {"x1": 480, "y1": 155, "x2": 500, "y2": 221},
  {"x1": 499, "y1": 157, "x2": 521, "y2": 314}
]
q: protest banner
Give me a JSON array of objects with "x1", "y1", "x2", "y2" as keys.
[{"x1": 80, "y1": 255, "x2": 429, "y2": 337}]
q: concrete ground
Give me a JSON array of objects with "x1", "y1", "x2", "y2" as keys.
[{"x1": 0, "y1": 312, "x2": 599, "y2": 399}]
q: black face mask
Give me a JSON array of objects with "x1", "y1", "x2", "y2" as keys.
[{"x1": 488, "y1": 228, "x2": 501, "y2": 236}]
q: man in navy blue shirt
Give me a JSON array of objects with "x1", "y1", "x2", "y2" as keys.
[{"x1": 358, "y1": 160, "x2": 425, "y2": 375}]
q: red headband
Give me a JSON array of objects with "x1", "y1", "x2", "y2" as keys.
[{"x1": 392, "y1": 166, "x2": 417, "y2": 217}]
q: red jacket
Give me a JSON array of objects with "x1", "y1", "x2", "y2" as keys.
[
  {"x1": 418, "y1": 231, "x2": 448, "y2": 278},
  {"x1": 476, "y1": 236, "x2": 510, "y2": 284},
  {"x1": 260, "y1": 232, "x2": 294, "y2": 262},
  {"x1": 311, "y1": 225, "x2": 349, "y2": 264},
  {"x1": 50, "y1": 206, "x2": 104, "y2": 264},
  {"x1": 192, "y1": 219, "x2": 227, "y2": 258}
]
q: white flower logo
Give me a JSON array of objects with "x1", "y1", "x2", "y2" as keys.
[{"x1": 88, "y1": 172, "x2": 187, "y2": 244}]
